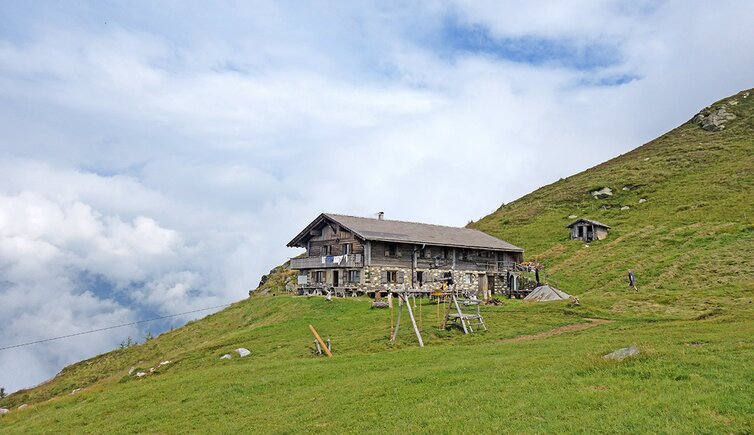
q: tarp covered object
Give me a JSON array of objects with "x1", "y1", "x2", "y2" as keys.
[{"x1": 524, "y1": 285, "x2": 572, "y2": 302}]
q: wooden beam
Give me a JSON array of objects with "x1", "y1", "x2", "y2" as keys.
[{"x1": 309, "y1": 324, "x2": 333, "y2": 357}]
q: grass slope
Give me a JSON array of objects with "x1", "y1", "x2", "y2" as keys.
[{"x1": 2, "y1": 89, "x2": 753, "y2": 433}]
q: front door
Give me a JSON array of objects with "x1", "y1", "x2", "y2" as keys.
[
  {"x1": 333, "y1": 270, "x2": 339, "y2": 287},
  {"x1": 488, "y1": 276, "x2": 496, "y2": 295}
]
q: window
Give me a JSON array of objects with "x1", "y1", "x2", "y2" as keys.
[
  {"x1": 416, "y1": 271, "x2": 424, "y2": 285},
  {"x1": 387, "y1": 270, "x2": 398, "y2": 283},
  {"x1": 422, "y1": 247, "x2": 431, "y2": 258},
  {"x1": 465, "y1": 273, "x2": 473, "y2": 285},
  {"x1": 461, "y1": 250, "x2": 469, "y2": 261},
  {"x1": 321, "y1": 245, "x2": 330, "y2": 256},
  {"x1": 385, "y1": 243, "x2": 398, "y2": 257},
  {"x1": 314, "y1": 271, "x2": 325, "y2": 283},
  {"x1": 442, "y1": 248, "x2": 449, "y2": 259},
  {"x1": 347, "y1": 270, "x2": 360, "y2": 283},
  {"x1": 342, "y1": 243, "x2": 353, "y2": 255}
]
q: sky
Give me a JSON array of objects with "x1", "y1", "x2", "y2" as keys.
[{"x1": 1, "y1": 0, "x2": 753, "y2": 393}]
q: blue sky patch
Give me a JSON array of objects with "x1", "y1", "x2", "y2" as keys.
[{"x1": 435, "y1": 17, "x2": 623, "y2": 71}]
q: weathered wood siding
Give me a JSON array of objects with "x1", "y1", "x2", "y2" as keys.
[{"x1": 305, "y1": 223, "x2": 365, "y2": 256}]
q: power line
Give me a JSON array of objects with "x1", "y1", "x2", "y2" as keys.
[{"x1": 0, "y1": 303, "x2": 234, "y2": 352}]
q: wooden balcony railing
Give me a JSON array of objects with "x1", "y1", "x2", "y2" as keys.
[{"x1": 290, "y1": 254, "x2": 363, "y2": 269}]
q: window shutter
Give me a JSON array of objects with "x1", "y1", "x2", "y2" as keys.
[
  {"x1": 380, "y1": 271, "x2": 388, "y2": 284},
  {"x1": 355, "y1": 271, "x2": 361, "y2": 283},
  {"x1": 397, "y1": 271, "x2": 404, "y2": 284}
]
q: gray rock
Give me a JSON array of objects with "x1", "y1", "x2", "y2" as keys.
[
  {"x1": 568, "y1": 214, "x2": 578, "y2": 219},
  {"x1": 135, "y1": 372, "x2": 147, "y2": 378},
  {"x1": 693, "y1": 106, "x2": 736, "y2": 131},
  {"x1": 621, "y1": 206, "x2": 630, "y2": 211},
  {"x1": 236, "y1": 348, "x2": 251, "y2": 357},
  {"x1": 622, "y1": 187, "x2": 630, "y2": 191},
  {"x1": 18, "y1": 404, "x2": 28, "y2": 410},
  {"x1": 128, "y1": 367, "x2": 136, "y2": 375},
  {"x1": 603, "y1": 346, "x2": 640, "y2": 361},
  {"x1": 70, "y1": 388, "x2": 82, "y2": 395},
  {"x1": 0, "y1": 408, "x2": 9, "y2": 415},
  {"x1": 220, "y1": 353, "x2": 232, "y2": 360},
  {"x1": 591, "y1": 187, "x2": 613, "y2": 199},
  {"x1": 159, "y1": 360, "x2": 171, "y2": 366},
  {"x1": 284, "y1": 279, "x2": 296, "y2": 293},
  {"x1": 639, "y1": 198, "x2": 647, "y2": 204}
]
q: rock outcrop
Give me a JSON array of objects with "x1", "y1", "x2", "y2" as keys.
[{"x1": 693, "y1": 105, "x2": 736, "y2": 131}]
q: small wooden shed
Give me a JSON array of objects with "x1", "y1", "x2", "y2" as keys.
[{"x1": 566, "y1": 218, "x2": 610, "y2": 242}]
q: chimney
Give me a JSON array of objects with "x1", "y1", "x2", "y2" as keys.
[{"x1": 378, "y1": 211, "x2": 384, "y2": 220}]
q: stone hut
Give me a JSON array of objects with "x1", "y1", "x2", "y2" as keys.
[{"x1": 566, "y1": 218, "x2": 610, "y2": 242}]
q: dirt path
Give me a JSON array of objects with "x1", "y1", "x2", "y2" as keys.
[{"x1": 500, "y1": 318, "x2": 612, "y2": 343}]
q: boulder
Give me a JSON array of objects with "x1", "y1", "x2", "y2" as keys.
[
  {"x1": 220, "y1": 353, "x2": 232, "y2": 360},
  {"x1": 236, "y1": 348, "x2": 251, "y2": 358},
  {"x1": 603, "y1": 346, "x2": 640, "y2": 361},
  {"x1": 0, "y1": 408, "x2": 9, "y2": 415},
  {"x1": 591, "y1": 187, "x2": 613, "y2": 199},
  {"x1": 693, "y1": 106, "x2": 737, "y2": 131}
]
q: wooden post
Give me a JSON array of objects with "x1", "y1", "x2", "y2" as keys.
[
  {"x1": 309, "y1": 324, "x2": 333, "y2": 357},
  {"x1": 403, "y1": 294, "x2": 424, "y2": 347},
  {"x1": 453, "y1": 293, "x2": 469, "y2": 334},
  {"x1": 391, "y1": 301, "x2": 402, "y2": 342}
]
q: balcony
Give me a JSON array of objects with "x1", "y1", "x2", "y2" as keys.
[{"x1": 290, "y1": 254, "x2": 363, "y2": 269}]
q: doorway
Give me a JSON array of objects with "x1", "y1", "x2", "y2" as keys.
[
  {"x1": 333, "y1": 270, "x2": 339, "y2": 287},
  {"x1": 488, "y1": 275, "x2": 496, "y2": 295},
  {"x1": 416, "y1": 271, "x2": 424, "y2": 287}
]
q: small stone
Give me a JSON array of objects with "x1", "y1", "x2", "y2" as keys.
[
  {"x1": 236, "y1": 348, "x2": 251, "y2": 357},
  {"x1": 622, "y1": 187, "x2": 630, "y2": 191},
  {"x1": 149, "y1": 367, "x2": 155, "y2": 373},
  {"x1": 159, "y1": 360, "x2": 171, "y2": 366},
  {"x1": 568, "y1": 214, "x2": 578, "y2": 219},
  {"x1": 0, "y1": 408, "x2": 9, "y2": 415},
  {"x1": 70, "y1": 388, "x2": 82, "y2": 395},
  {"x1": 639, "y1": 198, "x2": 647, "y2": 204},
  {"x1": 18, "y1": 404, "x2": 28, "y2": 410},
  {"x1": 591, "y1": 187, "x2": 613, "y2": 199},
  {"x1": 136, "y1": 372, "x2": 147, "y2": 377},
  {"x1": 644, "y1": 157, "x2": 650, "y2": 161},
  {"x1": 220, "y1": 354, "x2": 232, "y2": 360},
  {"x1": 621, "y1": 206, "x2": 630, "y2": 211},
  {"x1": 603, "y1": 346, "x2": 640, "y2": 361},
  {"x1": 128, "y1": 367, "x2": 136, "y2": 375}
]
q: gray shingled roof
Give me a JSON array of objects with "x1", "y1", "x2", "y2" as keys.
[
  {"x1": 566, "y1": 218, "x2": 611, "y2": 229},
  {"x1": 288, "y1": 213, "x2": 523, "y2": 252}
]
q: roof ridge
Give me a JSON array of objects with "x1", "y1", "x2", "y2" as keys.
[{"x1": 324, "y1": 213, "x2": 484, "y2": 232}]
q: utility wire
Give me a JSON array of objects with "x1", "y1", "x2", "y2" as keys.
[{"x1": 0, "y1": 303, "x2": 234, "y2": 352}]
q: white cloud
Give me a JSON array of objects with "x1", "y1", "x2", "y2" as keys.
[{"x1": 1, "y1": 1, "x2": 753, "y2": 392}]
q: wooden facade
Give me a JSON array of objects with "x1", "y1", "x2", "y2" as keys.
[{"x1": 288, "y1": 213, "x2": 524, "y2": 297}]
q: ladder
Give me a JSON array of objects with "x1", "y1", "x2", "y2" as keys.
[{"x1": 443, "y1": 292, "x2": 488, "y2": 334}]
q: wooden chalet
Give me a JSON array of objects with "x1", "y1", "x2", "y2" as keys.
[{"x1": 287, "y1": 213, "x2": 524, "y2": 297}]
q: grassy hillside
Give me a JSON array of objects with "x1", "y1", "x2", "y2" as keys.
[
  {"x1": 1, "y1": 89, "x2": 753, "y2": 433},
  {"x1": 472, "y1": 88, "x2": 754, "y2": 318}
]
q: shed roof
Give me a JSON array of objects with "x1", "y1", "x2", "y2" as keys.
[
  {"x1": 288, "y1": 213, "x2": 524, "y2": 252},
  {"x1": 566, "y1": 218, "x2": 611, "y2": 229}
]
